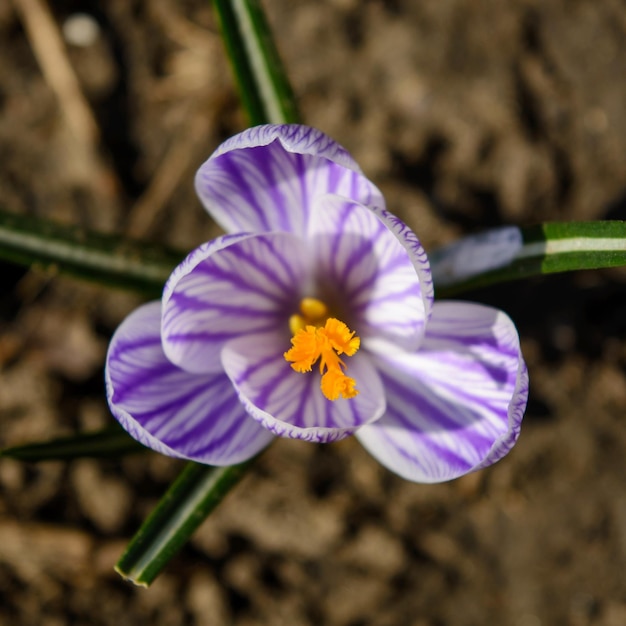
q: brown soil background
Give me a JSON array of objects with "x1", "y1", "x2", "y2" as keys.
[{"x1": 1, "y1": 1, "x2": 626, "y2": 625}]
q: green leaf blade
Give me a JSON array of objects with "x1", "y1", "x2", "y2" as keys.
[
  {"x1": 432, "y1": 221, "x2": 626, "y2": 296},
  {"x1": 213, "y1": 0, "x2": 299, "y2": 125},
  {"x1": 115, "y1": 459, "x2": 257, "y2": 586},
  {"x1": 0, "y1": 427, "x2": 146, "y2": 462},
  {"x1": 0, "y1": 209, "x2": 184, "y2": 296}
]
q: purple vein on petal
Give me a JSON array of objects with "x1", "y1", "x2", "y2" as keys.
[
  {"x1": 233, "y1": 238, "x2": 299, "y2": 295},
  {"x1": 336, "y1": 221, "x2": 387, "y2": 286},
  {"x1": 348, "y1": 253, "x2": 410, "y2": 302},
  {"x1": 108, "y1": 336, "x2": 162, "y2": 355},
  {"x1": 352, "y1": 283, "x2": 420, "y2": 312},
  {"x1": 163, "y1": 391, "x2": 240, "y2": 448},
  {"x1": 113, "y1": 361, "x2": 181, "y2": 402},
  {"x1": 385, "y1": 404, "x2": 471, "y2": 467},
  {"x1": 216, "y1": 153, "x2": 273, "y2": 231},
  {"x1": 169, "y1": 292, "x2": 280, "y2": 318},
  {"x1": 193, "y1": 263, "x2": 287, "y2": 305},
  {"x1": 162, "y1": 232, "x2": 308, "y2": 375},
  {"x1": 134, "y1": 384, "x2": 213, "y2": 428},
  {"x1": 379, "y1": 371, "x2": 495, "y2": 444},
  {"x1": 231, "y1": 352, "x2": 280, "y2": 392},
  {"x1": 375, "y1": 415, "x2": 473, "y2": 475},
  {"x1": 327, "y1": 200, "x2": 356, "y2": 270},
  {"x1": 369, "y1": 206, "x2": 433, "y2": 311},
  {"x1": 165, "y1": 327, "x2": 277, "y2": 345}
]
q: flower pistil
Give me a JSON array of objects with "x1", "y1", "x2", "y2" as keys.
[{"x1": 284, "y1": 299, "x2": 360, "y2": 401}]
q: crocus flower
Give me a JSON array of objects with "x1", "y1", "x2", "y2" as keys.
[{"x1": 105, "y1": 124, "x2": 528, "y2": 483}]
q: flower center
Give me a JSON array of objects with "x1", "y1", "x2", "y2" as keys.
[{"x1": 284, "y1": 298, "x2": 360, "y2": 401}]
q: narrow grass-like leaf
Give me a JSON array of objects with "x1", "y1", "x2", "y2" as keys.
[
  {"x1": 0, "y1": 209, "x2": 184, "y2": 297},
  {"x1": 115, "y1": 459, "x2": 257, "y2": 586},
  {"x1": 213, "y1": 0, "x2": 299, "y2": 125},
  {"x1": 431, "y1": 221, "x2": 626, "y2": 296},
  {"x1": 0, "y1": 426, "x2": 146, "y2": 461}
]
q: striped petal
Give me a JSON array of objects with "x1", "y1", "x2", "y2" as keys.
[
  {"x1": 105, "y1": 302, "x2": 273, "y2": 465},
  {"x1": 368, "y1": 205, "x2": 434, "y2": 326},
  {"x1": 307, "y1": 195, "x2": 429, "y2": 350},
  {"x1": 222, "y1": 331, "x2": 386, "y2": 442},
  {"x1": 357, "y1": 302, "x2": 528, "y2": 483},
  {"x1": 195, "y1": 124, "x2": 384, "y2": 238},
  {"x1": 162, "y1": 231, "x2": 307, "y2": 374}
]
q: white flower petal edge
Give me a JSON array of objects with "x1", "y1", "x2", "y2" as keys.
[
  {"x1": 369, "y1": 205, "x2": 434, "y2": 329},
  {"x1": 221, "y1": 331, "x2": 387, "y2": 443},
  {"x1": 106, "y1": 302, "x2": 274, "y2": 465},
  {"x1": 357, "y1": 301, "x2": 528, "y2": 483},
  {"x1": 210, "y1": 125, "x2": 363, "y2": 170},
  {"x1": 162, "y1": 231, "x2": 307, "y2": 374},
  {"x1": 195, "y1": 124, "x2": 385, "y2": 237}
]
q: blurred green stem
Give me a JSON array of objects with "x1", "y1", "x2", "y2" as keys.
[
  {"x1": 213, "y1": 0, "x2": 299, "y2": 125},
  {"x1": 115, "y1": 458, "x2": 258, "y2": 586},
  {"x1": 0, "y1": 427, "x2": 146, "y2": 461},
  {"x1": 0, "y1": 209, "x2": 182, "y2": 297}
]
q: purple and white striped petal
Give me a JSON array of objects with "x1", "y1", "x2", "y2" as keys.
[
  {"x1": 221, "y1": 331, "x2": 386, "y2": 442},
  {"x1": 195, "y1": 125, "x2": 384, "y2": 238},
  {"x1": 162, "y1": 231, "x2": 308, "y2": 374},
  {"x1": 368, "y1": 205, "x2": 434, "y2": 327},
  {"x1": 105, "y1": 302, "x2": 274, "y2": 465},
  {"x1": 307, "y1": 195, "x2": 426, "y2": 350},
  {"x1": 357, "y1": 301, "x2": 528, "y2": 483},
  {"x1": 210, "y1": 124, "x2": 361, "y2": 168}
]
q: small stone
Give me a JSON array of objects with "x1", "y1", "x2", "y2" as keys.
[{"x1": 62, "y1": 13, "x2": 100, "y2": 48}]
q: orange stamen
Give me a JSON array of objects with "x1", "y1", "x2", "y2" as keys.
[{"x1": 284, "y1": 310, "x2": 360, "y2": 401}]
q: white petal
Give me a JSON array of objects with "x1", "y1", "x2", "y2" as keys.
[
  {"x1": 222, "y1": 331, "x2": 386, "y2": 442},
  {"x1": 106, "y1": 302, "x2": 273, "y2": 465},
  {"x1": 357, "y1": 301, "x2": 528, "y2": 483},
  {"x1": 162, "y1": 232, "x2": 307, "y2": 374},
  {"x1": 195, "y1": 124, "x2": 384, "y2": 237},
  {"x1": 368, "y1": 205, "x2": 434, "y2": 327},
  {"x1": 307, "y1": 195, "x2": 427, "y2": 350}
]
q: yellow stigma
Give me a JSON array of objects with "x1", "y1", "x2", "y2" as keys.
[
  {"x1": 288, "y1": 297, "x2": 328, "y2": 334},
  {"x1": 284, "y1": 299, "x2": 360, "y2": 401}
]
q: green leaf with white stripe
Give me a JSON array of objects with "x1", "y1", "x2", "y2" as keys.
[
  {"x1": 213, "y1": 0, "x2": 299, "y2": 125},
  {"x1": 431, "y1": 221, "x2": 626, "y2": 296},
  {"x1": 0, "y1": 209, "x2": 183, "y2": 297},
  {"x1": 115, "y1": 458, "x2": 257, "y2": 586}
]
